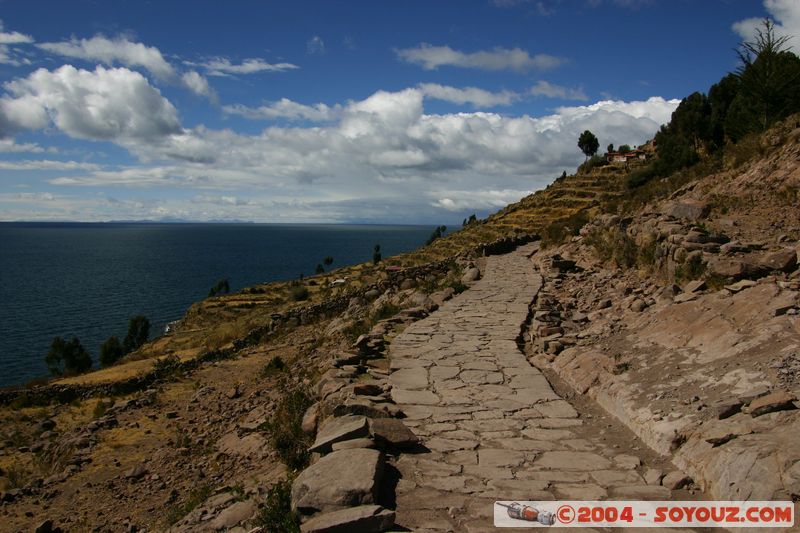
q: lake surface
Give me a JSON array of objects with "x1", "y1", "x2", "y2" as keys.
[{"x1": 0, "y1": 222, "x2": 435, "y2": 387}]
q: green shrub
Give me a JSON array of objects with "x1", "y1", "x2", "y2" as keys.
[
  {"x1": 253, "y1": 479, "x2": 300, "y2": 532},
  {"x1": 259, "y1": 387, "x2": 313, "y2": 471},
  {"x1": 164, "y1": 484, "x2": 212, "y2": 525},
  {"x1": 371, "y1": 303, "x2": 400, "y2": 322},
  {"x1": 289, "y1": 285, "x2": 309, "y2": 301},
  {"x1": 260, "y1": 356, "x2": 287, "y2": 378},
  {"x1": 152, "y1": 354, "x2": 182, "y2": 379},
  {"x1": 675, "y1": 254, "x2": 707, "y2": 283}
]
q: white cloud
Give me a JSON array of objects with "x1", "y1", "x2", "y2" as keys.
[
  {"x1": 0, "y1": 138, "x2": 48, "y2": 153},
  {"x1": 44, "y1": 89, "x2": 678, "y2": 221},
  {"x1": 307, "y1": 35, "x2": 326, "y2": 55},
  {"x1": 0, "y1": 20, "x2": 34, "y2": 44},
  {"x1": 431, "y1": 189, "x2": 533, "y2": 211},
  {"x1": 396, "y1": 43, "x2": 565, "y2": 72},
  {"x1": 418, "y1": 83, "x2": 518, "y2": 107},
  {"x1": 181, "y1": 71, "x2": 217, "y2": 101},
  {"x1": 37, "y1": 35, "x2": 176, "y2": 80},
  {"x1": 530, "y1": 80, "x2": 588, "y2": 101},
  {"x1": 199, "y1": 57, "x2": 299, "y2": 76},
  {"x1": 191, "y1": 194, "x2": 259, "y2": 206},
  {"x1": 223, "y1": 98, "x2": 341, "y2": 121},
  {"x1": 733, "y1": 0, "x2": 800, "y2": 48},
  {"x1": 0, "y1": 65, "x2": 182, "y2": 141},
  {"x1": 0, "y1": 159, "x2": 100, "y2": 171}
]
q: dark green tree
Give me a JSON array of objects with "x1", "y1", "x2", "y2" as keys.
[
  {"x1": 735, "y1": 18, "x2": 800, "y2": 131},
  {"x1": 315, "y1": 264, "x2": 324, "y2": 274},
  {"x1": 99, "y1": 336, "x2": 125, "y2": 367},
  {"x1": 425, "y1": 225, "x2": 447, "y2": 245},
  {"x1": 618, "y1": 144, "x2": 632, "y2": 153},
  {"x1": 578, "y1": 130, "x2": 599, "y2": 160},
  {"x1": 372, "y1": 244, "x2": 381, "y2": 265},
  {"x1": 45, "y1": 336, "x2": 92, "y2": 376},
  {"x1": 323, "y1": 256, "x2": 334, "y2": 267},
  {"x1": 123, "y1": 315, "x2": 150, "y2": 354},
  {"x1": 208, "y1": 278, "x2": 230, "y2": 297},
  {"x1": 708, "y1": 73, "x2": 741, "y2": 146},
  {"x1": 607, "y1": 143, "x2": 614, "y2": 153}
]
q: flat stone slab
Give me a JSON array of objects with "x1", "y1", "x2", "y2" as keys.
[
  {"x1": 369, "y1": 418, "x2": 419, "y2": 449},
  {"x1": 390, "y1": 367, "x2": 429, "y2": 390},
  {"x1": 535, "y1": 451, "x2": 612, "y2": 471},
  {"x1": 292, "y1": 448, "x2": 385, "y2": 514},
  {"x1": 300, "y1": 504, "x2": 395, "y2": 533},
  {"x1": 391, "y1": 388, "x2": 439, "y2": 405},
  {"x1": 309, "y1": 415, "x2": 369, "y2": 454}
]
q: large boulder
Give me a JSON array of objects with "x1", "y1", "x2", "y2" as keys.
[
  {"x1": 756, "y1": 249, "x2": 798, "y2": 273},
  {"x1": 461, "y1": 267, "x2": 481, "y2": 283},
  {"x1": 664, "y1": 199, "x2": 709, "y2": 221},
  {"x1": 368, "y1": 418, "x2": 419, "y2": 449},
  {"x1": 300, "y1": 505, "x2": 395, "y2": 533},
  {"x1": 292, "y1": 448, "x2": 385, "y2": 515},
  {"x1": 309, "y1": 415, "x2": 369, "y2": 454}
]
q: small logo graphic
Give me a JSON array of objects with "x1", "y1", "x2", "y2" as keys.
[
  {"x1": 557, "y1": 504, "x2": 576, "y2": 524},
  {"x1": 496, "y1": 502, "x2": 556, "y2": 525}
]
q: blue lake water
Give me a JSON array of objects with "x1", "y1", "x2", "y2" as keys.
[{"x1": 0, "y1": 222, "x2": 435, "y2": 388}]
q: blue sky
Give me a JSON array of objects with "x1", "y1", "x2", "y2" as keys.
[{"x1": 0, "y1": 0, "x2": 795, "y2": 223}]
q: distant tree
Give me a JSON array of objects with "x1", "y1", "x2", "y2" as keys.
[
  {"x1": 323, "y1": 256, "x2": 334, "y2": 267},
  {"x1": 208, "y1": 278, "x2": 230, "y2": 297},
  {"x1": 607, "y1": 143, "x2": 614, "y2": 153},
  {"x1": 425, "y1": 225, "x2": 447, "y2": 245},
  {"x1": 45, "y1": 336, "x2": 92, "y2": 376},
  {"x1": 315, "y1": 264, "x2": 324, "y2": 274},
  {"x1": 462, "y1": 218, "x2": 467, "y2": 227},
  {"x1": 708, "y1": 73, "x2": 741, "y2": 146},
  {"x1": 578, "y1": 130, "x2": 599, "y2": 160},
  {"x1": 123, "y1": 315, "x2": 150, "y2": 354},
  {"x1": 735, "y1": 18, "x2": 800, "y2": 131},
  {"x1": 618, "y1": 144, "x2": 632, "y2": 153},
  {"x1": 468, "y1": 214, "x2": 477, "y2": 224},
  {"x1": 99, "y1": 336, "x2": 125, "y2": 367},
  {"x1": 372, "y1": 244, "x2": 381, "y2": 265}
]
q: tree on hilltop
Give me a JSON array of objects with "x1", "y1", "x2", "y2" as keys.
[
  {"x1": 45, "y1": 336, "x2": 92, "y2": 376},
  {"x1": 578, "y1": 130, "x2": 599, "y2": 160},
  {"x1": 123, "y1": 315, "x2": 150, "y2": 353}
]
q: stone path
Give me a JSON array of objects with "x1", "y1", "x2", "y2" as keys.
[{"x1": 388, "y1": 244, "x2": 679, "y2": 532}]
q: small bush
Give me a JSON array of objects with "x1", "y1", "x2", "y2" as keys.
[
  {"x1": 371, "y1": 303, "x2": 400, "y2": 322},
  {"x1": 448, "y1": 280, "x2": 468, "y2": 294},
  {"x1": 260, "y1": 356, "x2": 287, "y2": 378},
  {"x1": 164, "y1": 484, "x2": 212, "y2": 525},
  {"x1": 259, "y1": 387, "x2": 314, "y2": 471},
  {"x1": 92, "y1": 400, "x2": 108, "y2": 419},
  {"x1": 152, "y1": 354, "x2": 182, "y2": 380},
  {"x1": 253, "y1": 479, "x2": 300, "y2": 533},
  {"x1": 99, "y1": 336, "x2": 125, "y2": 367},
  {"x1": 675, "y1": 254, "x2": 707, "y2": 283},
  {"x1": 289, "y1": 285, "x2": 309, "y2": 302},
  {"x1": 2, "y1": 462, "x2": 32, "y2": 490},
  {"x1": 342, "y1": 319, "x2": 371, "y2": 343}
]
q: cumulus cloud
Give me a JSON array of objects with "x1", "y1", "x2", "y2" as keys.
[
  {"x1": 733, "y1": 0, "x2": 800, "y2": 47},
  {"x1": 223, "y1": 99, "x2": 341, "y2": 121},
  {"x1": 0, "y1": 138, "x2": 48, "y2": 153},
  {"x1": 418, "y1": 83, "x2": 518, "y2": 107},
  {"x1": 396, "y1": 43, "x2": 565, "y2": 72},
  {"x1": 530, "y1": 80, "x2": 588, "y2": 101},
  {"x1": 0, "y1": 20, "x2": 34, "y2": 44},
  {"x1": 181, "y1": 71, "x2": 217, "y2": 101},
  {"x1": 35, "y1": 35, "x2": 216, "y2": 99},
  {"x1": 0, "y1": 20, "x2": 34, "y2": 66},
  {"x1": 0, "y1": 65, "x2": 182, "y2": 141},
  {"x1": 44, "y1": 88, "x2": 677, "y2": 221},
  {"x1": 198, "y1": 57, "x2": 299, "y2": 76},
  {"x1": 307, "y1": 35, "x2": 325, "y2": 54},
  {"x1": 37, "y1": 35, "x2": 176, "y2": 80}
]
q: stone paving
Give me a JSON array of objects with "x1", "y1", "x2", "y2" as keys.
[{"x1": 388, "y1": 244, "x2": 678, "y2": 532}]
